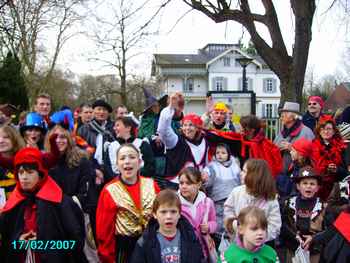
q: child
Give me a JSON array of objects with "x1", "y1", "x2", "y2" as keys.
[
  {"x1": 96, "y1": 143, "x2": 160, "y2": 263},
  {"x1": 280, "y1": 166, "x2": 326, "y2": 263},
  {"x1": 203, "y1": 143, "x2": 241, "y2": 244},
  {"x1": 0, "y1": 147, "x2": 86, "y2": 262},
  {"x1": 178, "y1": 167, "x2": 217, "y2": 261},
  {"x1": 131, "y1": 189, "x2": 204, "y2": 263},
  {"x1": 224, "y1": 159, "x2": 281, "y2": 246},
  {"x1": 278, "y1": 137, "x2": 313, "y2": 198},
  {"x1": 219, "y1": 206, "x2": 278, "y2": 263}
]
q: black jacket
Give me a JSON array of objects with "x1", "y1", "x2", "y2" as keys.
[
  {"x1": 49, "y1": 156, "x2": 94, "y2": 212},
  {"x1": 0, "y1": 196, "x2": 87, "y2": 263},
  {"x1": 302, "y1": 111, "x2": 321, "y2": 132},
  {"x1": 131, "y1": 217, "x2": 204, "y2": 263},
  {"x1": 77, "y1": 119, "x2": 114, "y2": 148}
]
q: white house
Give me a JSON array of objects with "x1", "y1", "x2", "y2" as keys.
[{"x1": 151, "y1": 43, "x2": 280, "y2": 118}]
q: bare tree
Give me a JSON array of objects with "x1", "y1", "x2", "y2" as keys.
[
  {"x1": 0, "y1": 0, "x2": 88, "y2": 102},
  {"x1": 90, "y1": 0, "x2": 171, "y2": 106},
  {"x1": 181, "y1": 0, "x2": 316, "y2": 105}
]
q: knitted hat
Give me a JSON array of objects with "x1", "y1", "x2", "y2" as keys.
[
  {"x1": 308, "y1": 96, "x2": 324, "y2": 109},
  {"x1": 291, "y1": 138, "x2": 313, "y2": 158},
  {"x1": 182, "y1": 113, "x2": 203, "y2": 127},
  {"x1": 92, "y1": 99, "x2": 112, "y2": 113},
  {"x1": 14, "y1": 147, "x2": 48, "y2": 179}
]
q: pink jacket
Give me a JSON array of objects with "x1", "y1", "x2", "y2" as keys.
[{"x1": 179, "y1": 191, "x2": 217, "y2": 258}]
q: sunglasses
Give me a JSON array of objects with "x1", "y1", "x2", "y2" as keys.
[{"x1": 308, "y1": 102, "x2": 318, "y2": 106}]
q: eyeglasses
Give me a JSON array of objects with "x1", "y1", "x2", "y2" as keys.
[
  {"x1": 320, "y1": 127, "x2": 334, "y2": 132},
  {"x1": 308, "y1": 102, "x2": 318, "y2": 106}
]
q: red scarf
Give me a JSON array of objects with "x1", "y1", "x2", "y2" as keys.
[{"x1": 312, "y1": 138, "x2": 346, "y2": 174}]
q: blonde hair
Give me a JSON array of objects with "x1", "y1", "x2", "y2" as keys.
[
  {"x1": 238, "y1": 206, "x2": 268, "y2": 230},
  {"x1": 0, "y1": 125, "x2": 25, "y2": 155},
  {"x1": 45, "y1": 125, "x2": 88, "y2": 168}
]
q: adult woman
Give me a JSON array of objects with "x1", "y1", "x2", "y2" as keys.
[
  {"x1": 20, "y1": 112, "x2": 46, "y2": 149},
  {"x1": 312, "y1": 116, "x2": 347, "y2": 200},
  {"x1": 0, "y1": 125, "x2": 25, "y2": 198},
  {"x1": 45, "y1": 125, "x2": 93, "y2": 212},
  {"x1": 157, "y1": 93, "x2": 210, "y2": 186},
  {"x1": 240, "y1": 115, "x2": 282, "y2": 178},
  {"x1": 0, "y1": 147, "x2": 86, "y2": 262},
  {"x1": 96, "y1": 143, "x2": 160, "y2": 263},
  {"x1": 104, "y1": 116, "x2": 155, "y2": 180}
]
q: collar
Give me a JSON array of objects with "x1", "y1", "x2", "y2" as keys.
[
  {"x1": 1, "y1": 176, "x2": 62, "y2": 213},
  {"x1": 178, "y1": 190, "x2": 206, "y2": 207}
]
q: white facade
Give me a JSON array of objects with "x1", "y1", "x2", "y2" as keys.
[{"x1": 154, "y1": 45, "x2": 281, "y2": 117}]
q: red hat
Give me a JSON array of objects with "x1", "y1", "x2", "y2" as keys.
[
  {"x1": 319, "y1": 114, "x2": 336, "y2": 126},
  {"x1": 182, "y1": 113, "x2": 203, "y2": 127},
  {"x1": 292, "y1": 138, "x2": 313, "y2": 158},
  {"x1": 308, "y1": 96, "x2": 324, "y2": 109},
  {"x1": 14, "y1": 147, "x2": 48, "y2": 179}
]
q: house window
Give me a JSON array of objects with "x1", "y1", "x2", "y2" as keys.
[
  {"x1": 183, "y1": 78, "x2": 194, "y2": 92},
  {"x1": 224, "y1": 57, "x2": 230, "y2": 67},
  {"x1": 266, "y1": 79, "x2": 273, "y2": 92},
  {"x1": 215, "y1": 77, "x2": 224, "y2": 91},
  {"x1": 263, "y1": 78, "x2": 277, "y2": 93}
]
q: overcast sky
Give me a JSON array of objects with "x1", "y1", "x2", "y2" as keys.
[{"x1": 56, "y1": 0, "x2": 350, "y2": 81}]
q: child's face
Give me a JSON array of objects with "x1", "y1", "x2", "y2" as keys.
[
  {"x1": 238, "y1": 221, "x2": 267, "y2": 250},
  {"x1": 296, "y1": 178, "x2": 319, "y2": 199},
  {"x1": 18, "y1": 166, "x2": 41, "y2": 191},
  {"x1": 153, "y1": 204, "x2": 180, "y2": 235},
  {"x1": 179, "y1": 174, "x2": 201, "y2": 202},
  {"x1": 117, "y1": 146, "x2": 141, "y2": 181},
  {"x1": 216, "y1": 146, "x2": 229, "y2": 163},
  {"x1": 0, "y1": 129, "x2": 13, "y2": 154}
]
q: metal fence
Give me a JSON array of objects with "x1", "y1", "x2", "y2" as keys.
[{"x1": 262, "y1": 117, "x2": 281, "y2": 141}]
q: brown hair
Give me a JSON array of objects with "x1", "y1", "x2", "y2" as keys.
[
  {"x1": 315, "y1": 119, "x2": 342, "y2": 141},
  {"x1": 35, "y1": 93, "x2": 51, "y2": 105},
  {"x1": 45, "y1": 125, "x2": 88, "y2": 168},
  {"x1": 244, "y1": 159, "x2": 276, "y2": 200},
  {"x1": 238, "y1": 206, "x2": 268, "y2": 230},
  {"x1": 152, "y1": 189, "x2": 181, "y2": 213},
  {"x1": 115, "y1": 116, "x2": 138, "y2": 137},
  {"x1": 178, "y1": 167, "x2": 202, "y2": 184},
  {"x1": 0, "y1": 125, "x2": 25, "y2": 155}
]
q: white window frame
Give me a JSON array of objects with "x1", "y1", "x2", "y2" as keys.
[
  {"x1": 223, "y1": 57, "x2": 230, "y2": 67},
  {"x1": 215, "y1": 78, "x2": 224, "y2": 91},
  {"x1": 266, "y1": 79, "x2": 273, "y2": 92}
]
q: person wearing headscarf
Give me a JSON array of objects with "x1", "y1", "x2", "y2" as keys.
[{"x1": 302, "y1": 96, "x2": 325, "y2": 132}]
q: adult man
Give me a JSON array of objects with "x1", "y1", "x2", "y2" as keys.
[
  {"x1": 114, "y1": 105, "x2": 128, "y2": 119},
  {"x1": 202, "y1": 99, "x2": 235, "y2": 131},
  {"x1": 77, "y1": 99, "x2": 114, "y2": 149},
  {"x1": 302, "y1": 96, "x2": 324, "y2": 132},
  {"x1": 274, "y1": 102, "x2": 315, "y2": 197},
  {"x1": 33, "y1": 93, "x2": 51, "y2": 120}
]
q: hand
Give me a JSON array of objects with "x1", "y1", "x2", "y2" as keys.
[
  {"x1": 19, "y1": 231, "x2": 37, "y2": 241},
  {"x1": 95, "y1": 169, "x2": 104, "y2": 185},
  {"x1": 200, "y1": 223, "x2": 209, "y2": 234},
  {"x1": 279, "y1": 141, "x2": 291, "y2": 151},
  {"x1": 224, "y1": 217, "x2": 235, "y2": 234},
  {"x1": 302, "y1": 235, "x2": 313, "y2": 250},
  {"x1": 206, "y1": 96, "x2": 214, "y2": 113},
  {"x1": 170, "y1": 93, "x2": 184, "y2": 112},
  {"x1": 201, "y1": 171, "x2": 209, "y2": 182},
  {"x1": 296, "y1": 234, "x2": 303, "y2": 244}
]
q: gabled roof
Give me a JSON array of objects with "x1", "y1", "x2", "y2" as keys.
[
  {"x1": 153, "y1": 54, "x2": 208, "y2": 66},
  {"x1": 324, "y1": 83, "x2": 350, "y2": 112},
  {"x1": 205, "y1": 47, "x2": 262, "y2": 69}
]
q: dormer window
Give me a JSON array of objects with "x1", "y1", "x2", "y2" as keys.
[{"x1": 224, "y1": 57, "x2": 230, "y2": 67}]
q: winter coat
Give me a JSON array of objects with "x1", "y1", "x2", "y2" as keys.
[
  {"x1": 0, "y1": 194, "x2": 86, "y2": 263},
  {"x1": 130, "y1": 217, "x2": 205, "y2": 263},
  {"x1": 77, "y1": 119, "x2": 114, "y2": 148},
  {"x1": 179, "y1": 191, "x2": 217, "y2": 258},
  {"x1": 241, "y1": 129, "x2": 283, "y2": 178},
  {"x1": 302, "y1": 111, "x2": 324, "y2": 132},
  {"x1": 274, "y1": 120, "x2": 315, "y2": 174},
  {"x1": 224, "y1": 185, "x2": 281, "y2": 242}
]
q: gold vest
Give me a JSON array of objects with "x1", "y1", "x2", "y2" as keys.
[{"x1": 106, "y1": 177, "x2": 156, "y2": 236}]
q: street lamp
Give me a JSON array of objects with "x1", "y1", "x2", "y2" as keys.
[{"x1": 237, "y1": 57, "x2": 253, "y2": 92}]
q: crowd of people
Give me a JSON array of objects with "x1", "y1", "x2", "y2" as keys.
[{"x1": 0, "y1": 89, "x2": 349, "y2": 263}]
